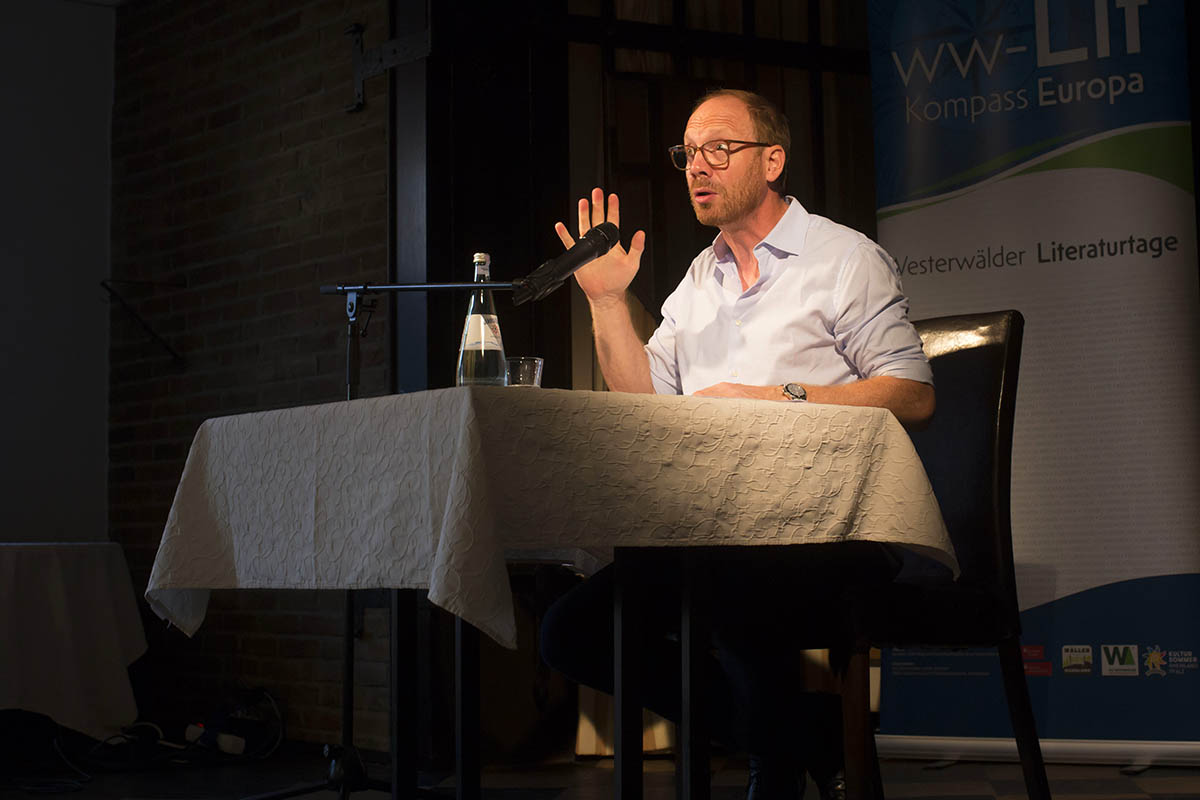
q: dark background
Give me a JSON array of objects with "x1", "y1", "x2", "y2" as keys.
[{"x1": 2, "y1": 0, "x2": 1196, "y2": 767}]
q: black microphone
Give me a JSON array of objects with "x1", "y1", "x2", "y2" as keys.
[{"x1": 511, "y1": 222, "x2": 620, "y2": 305}]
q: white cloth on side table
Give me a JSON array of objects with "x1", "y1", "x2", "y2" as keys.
[
  {"x1": 146, "y1": 387, "x2": 955, "y2": 649},
  {"x1": 0, "y1": 542, "x2": 147, "y2": 740}
]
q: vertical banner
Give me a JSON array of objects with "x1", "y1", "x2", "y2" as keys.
[{"x1": 869, "y1": 0, "x2": 1200, "y2": 754}]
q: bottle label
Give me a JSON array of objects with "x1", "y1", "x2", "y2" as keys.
[{"x1": 460, "y1": 314, "x2": 504, "y2": 351}]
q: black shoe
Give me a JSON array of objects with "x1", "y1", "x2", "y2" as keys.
[{"x1": 746, "y1": 755, "x2": 804, "y2": 800}]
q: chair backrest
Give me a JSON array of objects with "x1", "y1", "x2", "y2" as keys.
[{"x1": 909, "y1": 310, "x2": 1024, "y2": 627}]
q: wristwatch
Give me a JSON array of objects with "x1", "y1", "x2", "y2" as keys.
[{"x1": 782, "y1": 382, "x2": 807, "y2": 402}]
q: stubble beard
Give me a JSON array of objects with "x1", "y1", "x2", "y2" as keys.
[{"x1": 689, "y1": 160, "x2": 768, "y2": 228}]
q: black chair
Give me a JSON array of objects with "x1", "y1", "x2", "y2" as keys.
[{"x1": 837, "y1": 310, "x2": 1052, "y2": 800}]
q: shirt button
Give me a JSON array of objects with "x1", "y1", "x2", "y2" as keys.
[
  {"x1": 734, "y1": 319, "x2": 742, "y2": 326},
  {"x1": 731, "y1": 370, "x2": 739, "y2": 378}
]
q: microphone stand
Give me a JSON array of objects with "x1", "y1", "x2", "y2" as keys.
[
  {"x1": 322, "y1": 283, "x2": 516, "y2": 401},
  {"x1": 252, "y1": 280, "x2": 517, "y2": 800}
]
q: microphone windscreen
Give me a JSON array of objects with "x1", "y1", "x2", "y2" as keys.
[{"x1": 589, "y1": 222, "x2": 620, "y2": 248}]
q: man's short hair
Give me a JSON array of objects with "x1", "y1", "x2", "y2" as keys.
[{"x1": 692, "y1": 88, "x2": 791, "y2": 195}]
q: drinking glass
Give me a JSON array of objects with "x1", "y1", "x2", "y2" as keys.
[{"x1": 506, "y1": 357, "x2": 543, "y2": 387}]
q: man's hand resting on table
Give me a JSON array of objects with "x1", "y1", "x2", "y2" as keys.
[
  {"x1": 693, "y1": 383, "x2": 783, "y2": 401},
  {"x1": 694, "y1": 376, "x2": 935, "y2": 428}
]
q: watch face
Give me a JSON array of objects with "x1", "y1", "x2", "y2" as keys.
[{"x1": 784, "y1": 382, "x2": 806, "y2": 401}]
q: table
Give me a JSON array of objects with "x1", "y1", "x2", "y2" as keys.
[
  {"x1": 1, "y1": 542, "x2": 147, "y2": 740},
  {"x1": 146, "y1": 386, "x2": 955, "y2": 800},
  {"x1": 147, "y1": 387, "x2": 956, "y2": 647}
]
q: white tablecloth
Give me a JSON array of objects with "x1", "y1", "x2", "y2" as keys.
[
  {"x1": 146, "y1": 388, "x2": 954, "y2": 649},
  {"x1": 1, "y1": 542, "x2": 147, "y2": 739}
]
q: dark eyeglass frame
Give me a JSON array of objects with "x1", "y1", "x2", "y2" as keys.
[{"x1": 667, "y1": 139, "x2": 772, "y2": 170}]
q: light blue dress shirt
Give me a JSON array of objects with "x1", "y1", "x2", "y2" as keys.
[{"x1": 645, "y1": 198, "x2": 932, "y2": 395}]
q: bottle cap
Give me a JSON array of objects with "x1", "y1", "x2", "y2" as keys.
[{"x1": 473, "y1": 252, "x2": 491, "y2": 278}]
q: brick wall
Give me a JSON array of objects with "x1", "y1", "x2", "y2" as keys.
[{"x1": 111, "y1": 0, "x2": 394, "y2": 749}]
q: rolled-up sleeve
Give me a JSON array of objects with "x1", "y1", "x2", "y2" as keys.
[
  {"x1": 832, "y1": 244, "x2": 932, "y2": 385},
  {"x1": 644, "y1": 291, "x2": 684, "y2": 395}
]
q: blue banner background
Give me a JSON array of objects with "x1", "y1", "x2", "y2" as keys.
[
  {"x1": 880, "y1": 575, "x2": 1200, "y2": 740},
  {"x1": 870, "y1": 0, "x2": 1190, "y2": 207},
  {"x1": 869, "y1": 0, "x2": 1199, "y2": 745}
]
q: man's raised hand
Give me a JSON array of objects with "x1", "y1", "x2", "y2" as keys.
[{"x1": 554, "y1": 187, "x2": 645, "y2": 308}]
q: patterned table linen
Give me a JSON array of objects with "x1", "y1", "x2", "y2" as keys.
[
  {"x1": 146, "y1": 387, "x2": 954, "y2": 649},
  {"x1": 2, "y1": 543, "x2": 147, "y2": 740}
]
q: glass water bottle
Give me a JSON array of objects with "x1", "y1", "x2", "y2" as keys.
[{"x1": 455, "y1": 252, "x2": 507, "y2": 386}]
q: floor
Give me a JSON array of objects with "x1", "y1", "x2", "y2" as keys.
[{"x1": 4, "y1": 743, "x2": 1200, "y2": 800}]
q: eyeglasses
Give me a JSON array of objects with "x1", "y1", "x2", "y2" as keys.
[{"x1": 667, "y1": 139, "x2": 771, "y2": 170}]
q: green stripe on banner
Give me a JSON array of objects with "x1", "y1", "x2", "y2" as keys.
[
  {"x1": 1016, "y1": 125, "x2": 1195, "y2": 194},
  {"x1": 878, "y1": 195, "x2": 949, "y2": 222},
  {"x1": 907, "y1": 133, "x2": 1077, "y2": 200},
  {"x1": 878, "y1": 124, "x2": 1195, "y2": 222}
]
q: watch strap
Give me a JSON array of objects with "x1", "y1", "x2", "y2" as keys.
[{"x1": 782, "y1": 382, "x2": 807, "y2": 402}]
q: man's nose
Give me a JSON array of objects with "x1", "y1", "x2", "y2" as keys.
[{"x1": 688, "y1": 153, "x2": 711, "y2": 178}]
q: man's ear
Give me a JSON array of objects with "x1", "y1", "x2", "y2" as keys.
[{"x1": 765, "y1": 145, "x2": 786, "y2": 183}]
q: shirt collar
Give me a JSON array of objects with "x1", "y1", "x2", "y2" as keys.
[
  {"x1": 761, "y1": 196, "x2": 809, "y2": 255},
  {"x1": 710, "y1": 196, "x2": 810, "y2": 262}
]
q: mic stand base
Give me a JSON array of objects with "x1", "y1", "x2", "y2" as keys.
[{"x1": 311, "y1": 280, "x2": 486, "y2": 800}]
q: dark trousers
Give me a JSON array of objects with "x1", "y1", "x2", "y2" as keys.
[{"x1": 539, "y1": 543, "x2": 900, "y2": 769}]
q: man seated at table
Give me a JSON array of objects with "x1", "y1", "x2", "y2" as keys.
[{"x1": 539, "y1": 89, "x2": 934, "y2": 800}]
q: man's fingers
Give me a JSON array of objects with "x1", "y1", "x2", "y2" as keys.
[
  {"x1": 607, "y1": 193, "x2": 620, "y2": 231},
  {"x1": 554, "y1": 221, "x2": 576, "y2": 250},
  {"x1": 590, "y1": 187, "x2": 604, "y2": 227},
  {"x1": 627, "y1": 230, "x2": 646, "y2": 261},
  {"x1": 572, "y1": 188, "x2": 624, "y2": 243},
  {"x1": 577, "y1": 198, "x2": 590, "y2": 238}
]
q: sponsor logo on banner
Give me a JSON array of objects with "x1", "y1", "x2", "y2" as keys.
[
  {"x1": 1140, "y1": 648, "x2": 1200, "y2": 676},
  {"x1": 1062, "y1": 645, "x2": 1093, "y2": 675},
  {"x1": 1166, "y1": 650, "x2": 1199, "y2": 675},
  {"x1": 1024, "y1": 661, "x2": 1052, "y2": 677},
  {"x1": 870, "y1": 0, "x2": 1183, "y2": 211},
  {"x1": 1144, "y1": 646, "x2": 1167, "y2": 677},
  {"x1": 1101, "y1": 645, "x2": 1139, "y2": 676},
  {"x1": 884, "y1": 0, "x2": 1152, "y2": 128},
  {"x1": 1021, "y1": 645, "x2": 1045, "y2": 660}
]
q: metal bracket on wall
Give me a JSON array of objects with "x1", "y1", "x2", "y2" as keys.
[
  {"x1": 101, "y1": 279, "x2": 186, "y2": 366},
  {"x1": 344, "y1": 23, "x2": 431, "y2": 112}
]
